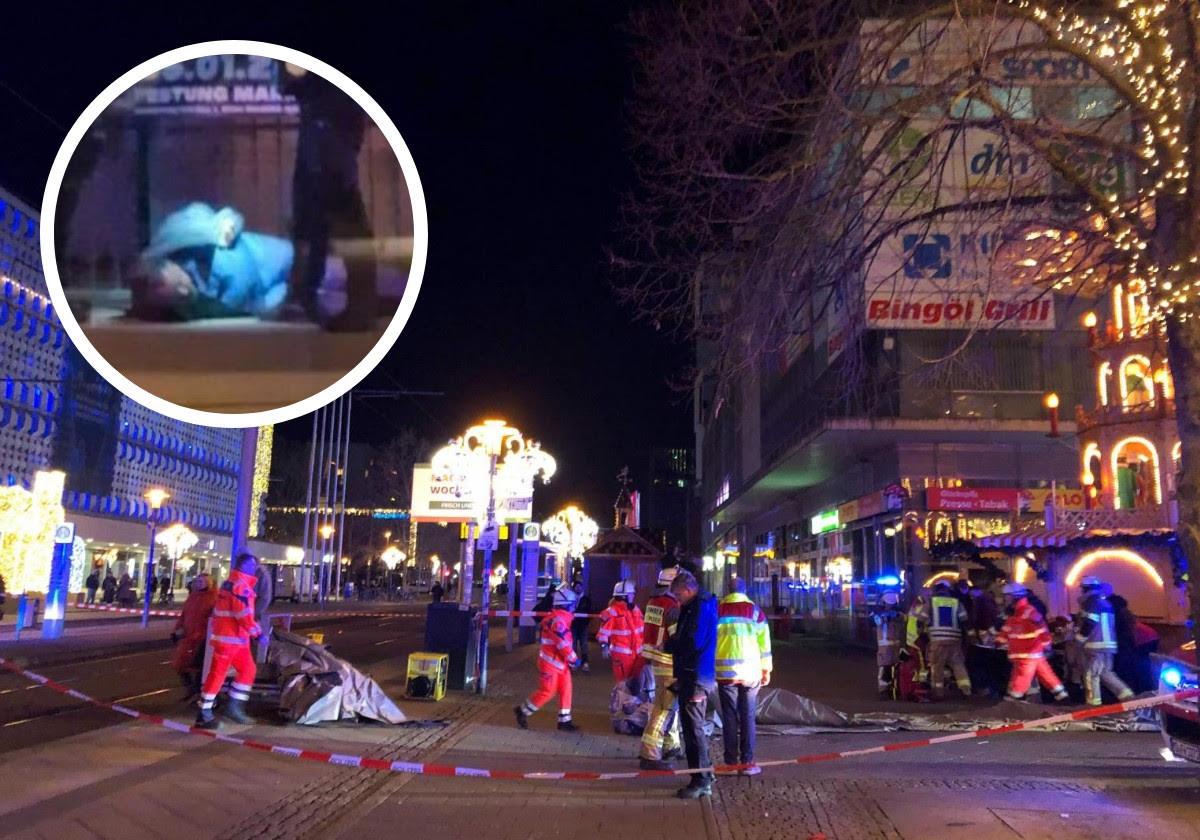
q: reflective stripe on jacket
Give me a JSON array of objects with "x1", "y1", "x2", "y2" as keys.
[
  {"x1": 715, "y1": 592, "x2": 772, "y2": 684},
  {"x1": 209, "y1": 570, "x2": 258, "y2": 645},
  {"x1": 538, "y1": 608, "x2": 578, "y2": 671},
  {"x1": 1077, "y1": 592, "x2": 1118, "y2": 651},
  {"x1": 995, "y1": 598, "x2": 1052, "y2": 660},
  {"x1": 927, "y1": 595, "x2": 967, "y2": 641},
  {"x1": 873, "y1": 608, "x2": 904, "y2": 648},
  {"x1": 596, "y1": 599, "x2": 644, "y2": 657},
  {"x1": 640, "y1": 592, "x2": 679, "y2": 667}
]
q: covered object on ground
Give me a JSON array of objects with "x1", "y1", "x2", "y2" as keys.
[{"x1": 266, "y1": 628, "x2": 407, "y2": 725}]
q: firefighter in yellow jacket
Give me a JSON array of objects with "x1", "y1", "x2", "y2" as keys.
[{"x1": 638, "y1": 566, "x2": 683, "y2": 770}]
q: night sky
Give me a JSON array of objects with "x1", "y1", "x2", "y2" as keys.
[{"x1": 0, "y1": 4, "x2": 691, "y2": 521}]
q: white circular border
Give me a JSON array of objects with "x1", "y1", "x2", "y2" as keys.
[{"x1": 40, "y1": 39, "x2": 429, "y2": 429}]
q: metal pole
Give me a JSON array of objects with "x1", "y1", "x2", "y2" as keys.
[
  {"x1": 506, "y1": 523, "x2": 518, "y2": 652},
  {"x1": 231, "y1": 427, "x2": 259, "y2": 558},
  {"x1": 317, "y1": 401, "x2": 338, "y2": 604},
  {"x1": 141, "y1": 513, "x2": 158, "y2": 628},
  {"x1": 334, "y1": 394, "x2": 352, "y2": 599},
  {"x1": 476, "y1": 455, "x2": 499, "y2": 694},
  {"x1": 305, "y1": 406, "x2": 326, "y2": 602}
]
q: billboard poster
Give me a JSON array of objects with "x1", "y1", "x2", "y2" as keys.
[
  {"x1": 410, "y1": 465, "x2": 534, "y2": 524},
  {"x1": 124, "y1": 56, "x2": 299, "y2": 117}
]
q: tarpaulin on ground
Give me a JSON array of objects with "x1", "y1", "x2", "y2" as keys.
[
  {"x1": 740, "y1": 688, "x2": 1160, "y2": 734},
  {"x1": 266, "y1": 629, "x2": 407, "y2": 725}
]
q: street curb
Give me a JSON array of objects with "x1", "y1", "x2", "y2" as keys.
[{"x1": 5, "y1": 638, "x2": 176, "y2": 670}]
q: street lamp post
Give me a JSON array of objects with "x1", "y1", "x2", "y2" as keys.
[
  {"x1": 319, "y1": 523, "x2": 335, "y2": 604},
  {"x1": 155, "y1": 523, "x2": 198, "y2": 599},
  {"x1": 382, "y1": 545, "x2": 404, "y2": 600},
  {"x1": 432, "y1": 419, "x2": 555, "y2": 694},
  {"x1": 141, "y1": 488, "x2": 169, "y2": 628}
]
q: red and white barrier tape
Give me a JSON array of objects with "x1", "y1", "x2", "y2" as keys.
[
  {"x1": 2, "y1": 656, "x2": 1195, "y2": 781},
  {"x1": 73, "y1": 604, "x2": 182, "y2": 617}
]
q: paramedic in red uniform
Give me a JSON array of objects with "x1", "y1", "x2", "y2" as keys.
[
  {"x1": 195, "y1": 553, "x2": 261, "y2": 729},
  {"x1": 995, "y1": 583, "x2": 1069, "y2": 702},
  {"x1": 597, "y1": 579, "x2": 645, "y2": 691},
  {"x1": 514, "y1": 583, "x2": 580, "y2": 731}
]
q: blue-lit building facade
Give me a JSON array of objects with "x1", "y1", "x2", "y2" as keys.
[{"x1": 0, "y1": 185, "x2": 275, "y2": 589}]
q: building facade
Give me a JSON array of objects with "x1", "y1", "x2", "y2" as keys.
[
  {"x1": 694, "y1": 19, "x2": 1109, "y2": 617},
  {"x1": 0, "y1": 186, "x2": 275, "y2": 594}
]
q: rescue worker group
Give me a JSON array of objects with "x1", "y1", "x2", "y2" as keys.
[{"x1": 180, "y1": 552, "x2": 1130, "y2": 801}]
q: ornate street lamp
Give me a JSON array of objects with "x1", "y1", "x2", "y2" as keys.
[
  {"x1": 542, "y1": 505, "x2": 599, "y2": 581},
  {"x1": 432, "y1": 419, "x2": 555, "y2": 694},
  {"x1": 141, "y1": 488, "x2": 169, "y2": 628}
]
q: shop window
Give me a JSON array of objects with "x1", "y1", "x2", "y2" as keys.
[{"x1": 1111, "y1": 437, "x2": 1161, "y2": 509}]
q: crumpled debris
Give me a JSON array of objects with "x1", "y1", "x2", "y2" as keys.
[
  {"x1": 732, "y1": 687, "x2": 1161, "y2": 734},
  {"x1": 266, "y1": 628, "x2": 407, "y2": 725}
]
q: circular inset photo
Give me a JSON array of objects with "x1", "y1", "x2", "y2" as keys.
[{"x1": 41, "y1": 41, "x2": 427, "y2": 426}]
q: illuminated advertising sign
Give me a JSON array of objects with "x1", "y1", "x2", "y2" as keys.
[{"x1": 810, "y1": 509, "x2": 840, "y2": 534}]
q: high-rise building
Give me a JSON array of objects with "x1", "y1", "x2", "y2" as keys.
[
  {"x1": 0, "y1": 186, "x2": 275, "y2": 592},
  {"x1": 641, "y1": 447, "x2": 695, "y2": 554}
]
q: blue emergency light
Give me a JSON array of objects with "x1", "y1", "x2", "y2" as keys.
[
  {"x1": 1161, "y1": 666, "x2": 1183, "y2": 689},
  {"x1": 876, "y1": 575, "x2": 901, "y2": 587}
]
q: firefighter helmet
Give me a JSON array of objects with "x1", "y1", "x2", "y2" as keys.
[
  {"x1": 656, "y1": 566, "x2": 679, "y2": 587},
  {"x1": 880, "y1": 591, "x2": 899, "y2": 606},
  {"x1": 1079, "y1": 575, "x2": 1104, "y2": 591},
  {"x1": 613, "y1": 579, "x2": 636, "y2": 600},
  {"x1": 1002, "y1": 582, "x2": 1029, "y2": 597}
]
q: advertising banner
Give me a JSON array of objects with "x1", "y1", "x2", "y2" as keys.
[
  {"x1": 866, "y1": 293, "x2": 1055, "y2": 330},
  {"x1": 410, "y1": 465, "x2": 534, "y2": 524},
  {"x1": 126, "y1": 56, "x2": 299, "y2": 117},
  {"x1": 1021, "y1": 487, "x2": 1086, "y2": 513},
  {"x1": 926, "y1": 487, "x2": 1021, "y2": 512}
]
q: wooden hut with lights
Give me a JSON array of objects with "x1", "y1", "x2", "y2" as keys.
[
  {"x1": 581, "y1": 476, "x2": 666, "y2": 611},
  {"x1": 973, "y1": 282, "x2": 1189, "y2": 633}
]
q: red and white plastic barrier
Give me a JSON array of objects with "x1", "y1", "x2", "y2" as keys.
[{"x1": 2, "y1": 656, "x2": 1195, "y2": 782}]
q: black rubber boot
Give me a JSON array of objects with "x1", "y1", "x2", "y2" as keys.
[
  {"x1": 556, "y1": 719, "x2": 579, "y2": 732},
  {"x1": 222, "y1": 698, "x2": 255, "y2": 725},
  {"x1": 194, "y1": 707, "x2": 219, "y2": 730},
  {"x1": 514, "y1": 706, "x2": 529, "y2": 729}
]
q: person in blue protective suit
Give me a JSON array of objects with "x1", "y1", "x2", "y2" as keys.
[{"x1": 131, "y1": 202, "x2": 292, "y2": 322}]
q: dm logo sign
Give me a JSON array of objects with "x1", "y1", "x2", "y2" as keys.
[{"x1": 902, "y1": 234, "x2": 951, "y2": 279}]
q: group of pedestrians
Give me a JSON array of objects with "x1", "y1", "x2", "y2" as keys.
[
  {"x1": 876, "y1": 574, "x2": 1146, "y2": 706},
  {"x1": 514, "y1": 563, "x2": 772, "y2": 800}
]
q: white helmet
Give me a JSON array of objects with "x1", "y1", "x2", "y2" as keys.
[
  {"x1": 552, "y1": 583, "x2": 577, "y2": 609},
  {"x1": 1002, "y1": 582, "x2": 1029, "y2": 598},
  {"x1": 1079, "y1": 575, "x2": 1104, "y2": 591},
  {"x1": 613, "y1": 579, "x2": 636, "y2": 600},
  {"x1": 657, "y1": 566, "x2": 679, "y2": 587},
  {"x1": 880, "y1": 591, "x2": 899, "y2": 606}
]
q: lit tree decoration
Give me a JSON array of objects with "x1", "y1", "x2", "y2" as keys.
[
  {"x1": 155, "y1": 523, "x2": 199, "y2": 560},
  {"x1": 0, "y1": 471, "x2": 65, "y2": 593}
]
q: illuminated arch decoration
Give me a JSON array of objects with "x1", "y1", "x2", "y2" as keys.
[
  {"x1": 1111, "y1": 437, "x2": 1162, "y2": 508},
  {"x1": 1097, "y1": 362, "x2": 1111, "y2": 406},
  {"x1": 1118, "y1": 355, "x2": 1154, "y2": 408},
  {"x1": 923, "y1": 570, "x2": 969, "y2": 588},
  {"x1": 1112, "y1": 284, "x2": 1124, "y2": 336},
  {"x1": 1014, "y1": 557, "x2": 1030, "y2": 585},
  {"x1": 1126, "y1": 279, "x2": 1151, "y2": 336},
  {"x1": 1081, "y1": 442, "x2": 1102, "y2": 488},
  {"x1": 1155, "y1": 366, "x2": 1175, "y2": 401},
  {"x1": 1064, "y1": 548, "x2": 1164, "y2": 589},
  {"x1": 1173, "y1": 441, "x2": 1182, "y2": 471}
]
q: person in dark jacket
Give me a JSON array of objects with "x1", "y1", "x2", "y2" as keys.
[
  {"x1": 85, "y1": 569, "x2": 100, "y2": 605},
  {"x1": 101, "y1": 571, "x2": 117, "y2": 604},
  {"x1": 571, "y1": 581, "x2": 593, "y2": 674},
  {"x1": 430, "y1": 581, "x2": 445, "y2": 604},
  {"x1": 279, "y1": 63, "x2": 375, "y2": 331},
  {"x1": 665, "y1": 569, "x2": 718, "y2": 800}
]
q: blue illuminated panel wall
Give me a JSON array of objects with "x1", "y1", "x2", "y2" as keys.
[{"x1": 0, "y1": 186, "x2": 241, "y2": 534}]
